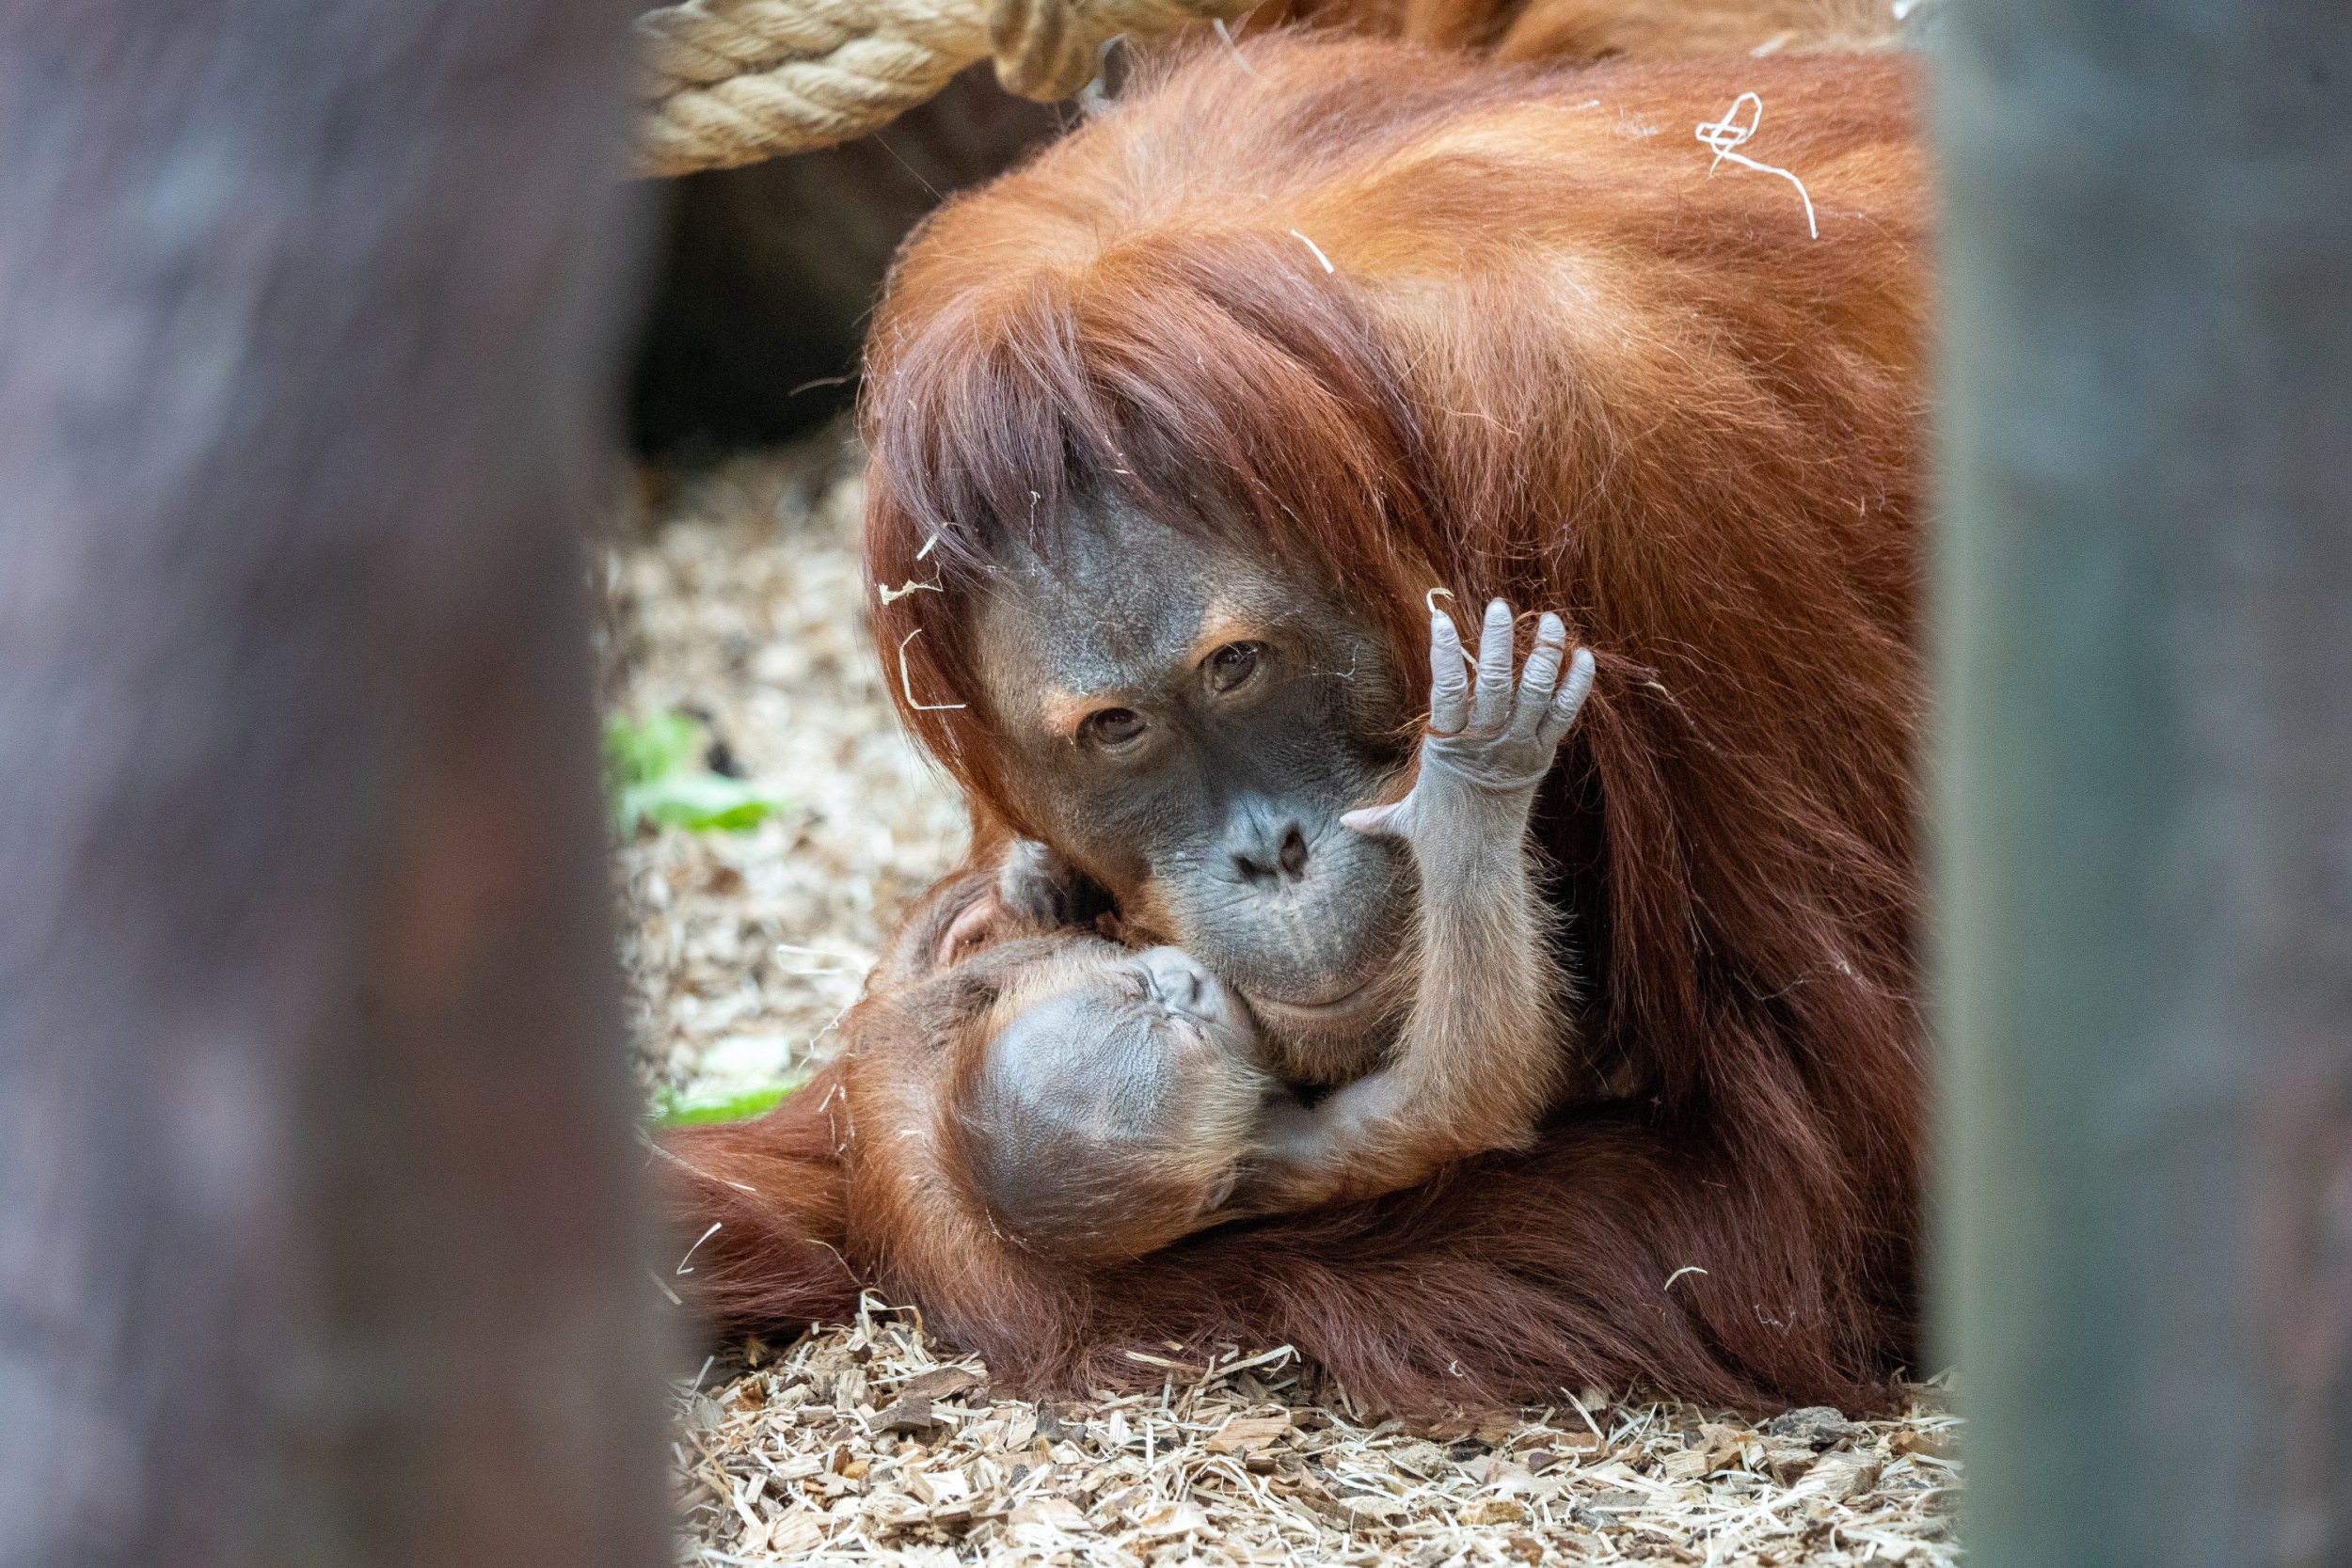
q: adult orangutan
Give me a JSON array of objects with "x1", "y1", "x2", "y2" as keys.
[{"x1": 666, "y1": 35, "x2": 1928, "y2": 1412}]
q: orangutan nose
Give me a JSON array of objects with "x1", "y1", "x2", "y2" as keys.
[
  {"x1": 1140, "y1": 946, "x2": 1222, "y2": 1015},
  {"x1": 1231, "y1": 816, "x2": 1311, "y2": 886}
]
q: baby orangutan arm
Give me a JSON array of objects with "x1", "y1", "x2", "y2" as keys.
[{"x1": 1236, "y1": 600, "x2": 1596, "y2": 1212}]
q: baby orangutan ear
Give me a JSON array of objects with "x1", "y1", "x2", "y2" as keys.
[
  {"x1": 932, "y1": 840, "x2": 1120, "y2": 969},
  {"x1": 934, "y1": 893, "x2": 1000, "y2": 969}
]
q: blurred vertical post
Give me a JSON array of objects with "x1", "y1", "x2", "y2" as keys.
[
  {"x1": 1935, "y1": 4, "x2": 2352, "y2": 1566},
  {"x1": 0, "y1": 3, "x2": 662, "y2": 1567}
]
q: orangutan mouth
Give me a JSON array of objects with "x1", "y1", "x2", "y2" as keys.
[{"x1": 1237, "y1": 980, "x2": 1382, "y2": 1032}]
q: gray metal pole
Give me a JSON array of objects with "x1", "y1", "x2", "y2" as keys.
[{"x1": 1934, "y1": 4, "x2": 2352, "y2": 1566}]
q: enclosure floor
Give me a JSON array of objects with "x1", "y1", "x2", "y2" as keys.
[
  {"x1": 609, "y1": 425, "x2": 1963, "y2": 1566},
  {"x1": 605, "y1": 425, "x2": 968, "y2": 1100}
]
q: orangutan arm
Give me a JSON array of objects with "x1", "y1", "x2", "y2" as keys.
[{"x1": 1236, "y1": 599, "x2": 1594, "y2": 1212}]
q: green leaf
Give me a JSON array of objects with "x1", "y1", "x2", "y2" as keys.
[
  {"x1": 649, "y1": 1080, "x2": 799, "y2": 1128},
  {"x1": 623, "y1": 770, "x2": 779, "y2": 833},
  {"x1": 604, "y1": 709, "x2": 782, "y2": 836},
  {"x1": 605, "y1": 709, "x2": 700, "y2": 789}
]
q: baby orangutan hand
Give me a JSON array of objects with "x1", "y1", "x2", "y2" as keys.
[
  {"x1": 1232, "y1": 598, "x2": 1594, "y2": 1214},
  {"x1": 1341, "y1": 598, "x2": 1597, "y2": 852}
]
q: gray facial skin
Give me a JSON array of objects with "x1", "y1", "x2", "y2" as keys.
[
  {"x1": 961, "y1": 942, "x2": 1271, "y2": 1258},
  {"x1": 971, "y1": 500, "x2": 1414, "y2": 1082},
  {"x1": 983, "y1": 946, "x2": 1263, "y2": 1147}
]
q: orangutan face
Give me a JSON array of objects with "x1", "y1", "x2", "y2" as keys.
[{"x1": 970, "y1": 499, "x2": 1415, "y2": 1082}]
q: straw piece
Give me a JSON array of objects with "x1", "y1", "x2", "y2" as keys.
[{"x1": 1694, "y1": 92, "x2": 1820, "y2": 239}]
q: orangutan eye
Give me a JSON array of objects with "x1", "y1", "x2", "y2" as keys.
[
  {"x1": 1204, "y1": 641, "x2": 1263, "y2": 693},
  {"x1": 1081, "y1": 707, "x2": 1147, "y2": 749}
]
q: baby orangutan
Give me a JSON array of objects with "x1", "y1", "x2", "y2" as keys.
[{"x1": 861, "y1": 604, "x2": 1597, "y2": 1266}]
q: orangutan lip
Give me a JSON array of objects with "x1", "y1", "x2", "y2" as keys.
[{"x1": 1238, "y1": 981, "x2": 1378, "y2": 1029}]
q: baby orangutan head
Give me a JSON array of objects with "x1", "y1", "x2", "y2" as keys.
[{"x1": 937, "y1": 935, "x2": 1272, "y2": 1264}]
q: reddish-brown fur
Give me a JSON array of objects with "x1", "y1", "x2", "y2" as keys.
[
  {"x1": 667, "y1": 37, "x2": 1928, "y2": 1414},
  {"x1": 657, "y1": 1071, "x2": 861, "y2": 1333},
  {"x1": 1277, "y1": 0, "x2": 1893, "y2": 63}
]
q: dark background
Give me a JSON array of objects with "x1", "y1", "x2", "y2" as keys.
[{"x1": 626, "y1": 65, "x2": 1067, "y2": 463}]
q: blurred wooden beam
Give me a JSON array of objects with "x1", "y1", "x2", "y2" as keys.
[
  {"x1": 0, "y1": 2, "x2": 663, "y2": 1564},
  {"x1": 1934, "y1": 3, "x2": 2352, "y2": 1565}
]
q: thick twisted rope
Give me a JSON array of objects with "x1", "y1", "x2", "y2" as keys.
[{"x1": 635, "y1": 0, "x2": 1256, "y2": 176}]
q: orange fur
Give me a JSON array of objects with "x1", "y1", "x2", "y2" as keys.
[
  {"x1": 1249, "y1": 0, "x2": 1893, "y2": 68},
  {"x1": 1409, "y1": 0, "x2": 1893, "y2": 61},
  {"x1": 670, "y1": 37, "x2": 1929, "y2": 1413}
]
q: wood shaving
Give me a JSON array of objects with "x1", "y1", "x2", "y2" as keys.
[{"x1": 670, "y1": 1300, "x2": 1960, "y2": 1566}]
